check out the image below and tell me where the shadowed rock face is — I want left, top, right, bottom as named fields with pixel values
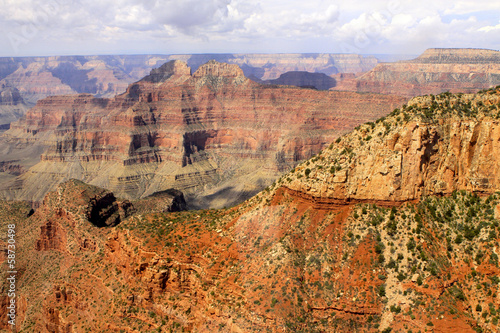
left=0, top=53, right=379, bottom=106
left=133, top=188, right=187, bottom=213
left=0, top=85, right=23, bottom=105
left=336, top=48, right=500, bottom=97
left=0, top=60, right=405, bottom=207
left=0, top=85, right=29, bottom=127
left=261, top=71, right=337, bottom=90
left=40, top=179, right=136, bottom=229
left=29, top=179, right=184, bottom=255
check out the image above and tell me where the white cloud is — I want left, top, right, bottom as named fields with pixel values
left=444, top=1, right=500, bottom=15
left=0, top=0, right=498, bottom=56
left=478, top=22, right=500, bottom=33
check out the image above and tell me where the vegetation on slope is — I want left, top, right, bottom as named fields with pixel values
left=2, top=87, right=500, bottom=332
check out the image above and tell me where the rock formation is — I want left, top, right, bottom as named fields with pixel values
left=2, top=88, right=500, bottom=332
left=284, top=88, right=500, bottom=203
left=0, top=53, right=379, bottom=107
left=0, top=85, right=29, bottom=128
left=132, top=189, right=187, bottom=214
left=260, top=71, right=337, bottom=90
left=0, top=60, right=405, bottom=208
left=336, top=48, right=500, bottom=97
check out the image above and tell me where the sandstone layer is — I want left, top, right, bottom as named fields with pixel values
left=336, top=48, right=500, bottom=97
left=284, top=88, right=500, bottom=202
left=0, top=53, right=379, bottom=107
left=0, top=60, right=405, bottom=207
left=2, top=89, right=500, bottom=332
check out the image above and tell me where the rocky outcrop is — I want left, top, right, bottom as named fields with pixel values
left=192, top=60, right=244, bottom=78
left=35, top=211, right=68, bottom=251
left=133, top=189, right=187, bottom=214
left=4, top=90, right=500, bottom=333
left=0, top=60, right=406, bottom=207
left=283, top=88, right=500, bottom=202
left=32, top=179, right=139, bottom=250
left=0, top=53, right=378, bottom=106
left=0, top=85, right=29, bottom=127
left=42, top=179, right=135, bottom=228
left=85, top=192, right=133, bottom=228
left=337, top=48, right=500, bottom=97
left=261, top=71, right=337, bottom=90
left=144, top=60, right=192, bottom=83
left=0, top=160, right=24, bottom=175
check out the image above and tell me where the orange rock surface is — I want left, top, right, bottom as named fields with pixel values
left=0, top=60, right=405, bottom=207
left=286, top=89, right=500, bottom=203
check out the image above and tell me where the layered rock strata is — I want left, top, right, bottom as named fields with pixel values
left=0, top=53, right=379, bottom=108
left=337, top=48, right=500, bottom=97
left=0, top=60, right=405, bottom=207
left=284, top=87, right=500, bottom=202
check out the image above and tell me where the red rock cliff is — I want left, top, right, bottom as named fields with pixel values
left=284, top=88, right=500, bottom=202
left=0, top=60, right=406, bottom=207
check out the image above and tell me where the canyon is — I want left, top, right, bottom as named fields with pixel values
left=0, top=53, right=378, bottom=105
left=0, top=49, right=500, bottom=332
left=1, top=87, right=500, bottom=332
left=0, top=59, right=405, bottom=208
left=1, top=48, right=497, bottom=129
left=336, top=48, right=500, bottom=97
left=0, top=53, right=379, bottom=129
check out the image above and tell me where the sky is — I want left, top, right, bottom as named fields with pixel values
left=0, top=0, right=499, bottom=57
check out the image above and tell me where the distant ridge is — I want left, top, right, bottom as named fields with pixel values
left=336, top=48, right=500, bottom=97
left=410, top=48, right=500, bottom=64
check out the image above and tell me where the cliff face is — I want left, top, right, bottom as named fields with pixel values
left=337, top=48, right=500, bottom=97
left=0, top=53, right=378, bottom=106
left=0, top=60, right=405, bottom=207
left=284, top=88, right=500, bottom=202
left=4, top=89, right=500, bottom=332
left=0, top=85, right=29, bottom=127
left=260, top=71, right=337, bottom=90
left=0, top=54, right=379, bottom=129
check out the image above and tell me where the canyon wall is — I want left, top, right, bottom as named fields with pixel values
left=3, top=89, right=500, bottom=332
left=336, top=48, right=500, bottom=97
left=0, top=53, right=379, bottom=105
left=283, top=88, right=500, bottom=203
left=0, top=60, right=405, bottom=208
left=0, top=54, right=379, bottom=128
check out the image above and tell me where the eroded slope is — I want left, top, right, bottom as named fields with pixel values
left=2, top=88, right=500, bottom=332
